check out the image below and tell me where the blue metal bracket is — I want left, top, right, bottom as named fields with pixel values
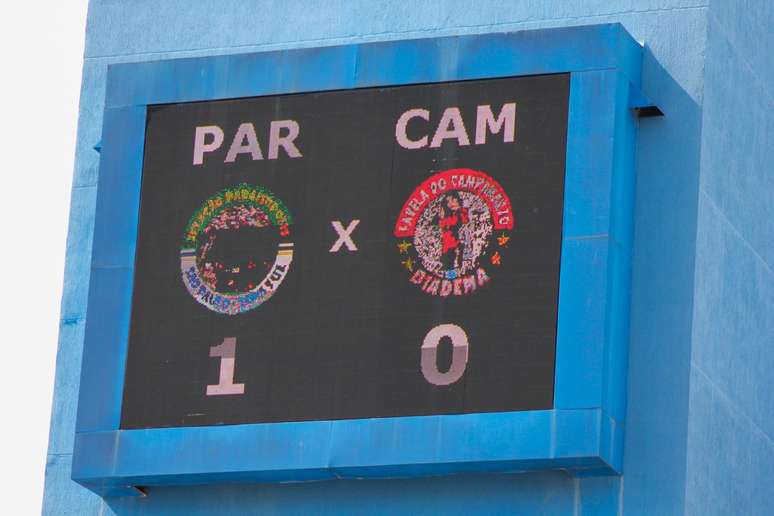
left=629, top=82, right=663, bottom=117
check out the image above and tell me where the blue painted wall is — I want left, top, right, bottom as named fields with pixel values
left=44, top=1, right=772, bottom=514
left=685, top=1, right=774, bottom=515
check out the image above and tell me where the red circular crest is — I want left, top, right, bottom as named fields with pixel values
left=394, top=169, right=514, bottom=297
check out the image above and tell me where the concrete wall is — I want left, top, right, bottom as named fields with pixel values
left=685, top=1, right=774, bottom=515
left=45, top=1, right=717, bottom=514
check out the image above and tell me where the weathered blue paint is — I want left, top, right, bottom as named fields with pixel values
left=103, top=24, right=643, bottom=110
left=46, top=1, right=774, bottom=515
left=71, top=24, right=644, bottom=497
left=685, top=1, right=774, bottom=515
left=74, top=410, right=609, bottom=486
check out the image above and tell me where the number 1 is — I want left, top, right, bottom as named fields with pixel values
left=207, top=337, right=245, bottom=396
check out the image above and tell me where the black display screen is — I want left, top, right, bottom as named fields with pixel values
left=120, top=74, right=569, bottom=429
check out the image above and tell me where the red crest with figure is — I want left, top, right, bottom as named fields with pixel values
left=394, top=169, right=514, bottom=297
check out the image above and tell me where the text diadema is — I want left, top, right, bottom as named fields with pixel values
left=180, top=183, right=293, bottom=315
left=394, top=169, right=514, bottom=297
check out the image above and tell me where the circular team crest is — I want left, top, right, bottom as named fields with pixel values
left=394, top=169, right=513, bottom=297
left=180, top=183, right=293, bottom=315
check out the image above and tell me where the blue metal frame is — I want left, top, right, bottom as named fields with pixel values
left=73, top=23, right=645, bottom=496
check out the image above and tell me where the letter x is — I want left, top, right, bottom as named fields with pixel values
left=329, top=220, right=360, bottom=252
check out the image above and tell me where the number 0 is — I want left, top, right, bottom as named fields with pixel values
left=421, top=324, right=469, bottom=386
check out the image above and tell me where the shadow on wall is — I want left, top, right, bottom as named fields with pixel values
left=106, top=471, right=577, bottom=515
left=621, top=44, right=702, bottom=516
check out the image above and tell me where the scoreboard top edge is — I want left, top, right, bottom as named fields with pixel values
left=105, top=23, right=643, bottom=109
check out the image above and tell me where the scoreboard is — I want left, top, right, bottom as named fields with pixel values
left=72, top=24, right=648, bottom=495
left=122, top=75, right=569, bottom=428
